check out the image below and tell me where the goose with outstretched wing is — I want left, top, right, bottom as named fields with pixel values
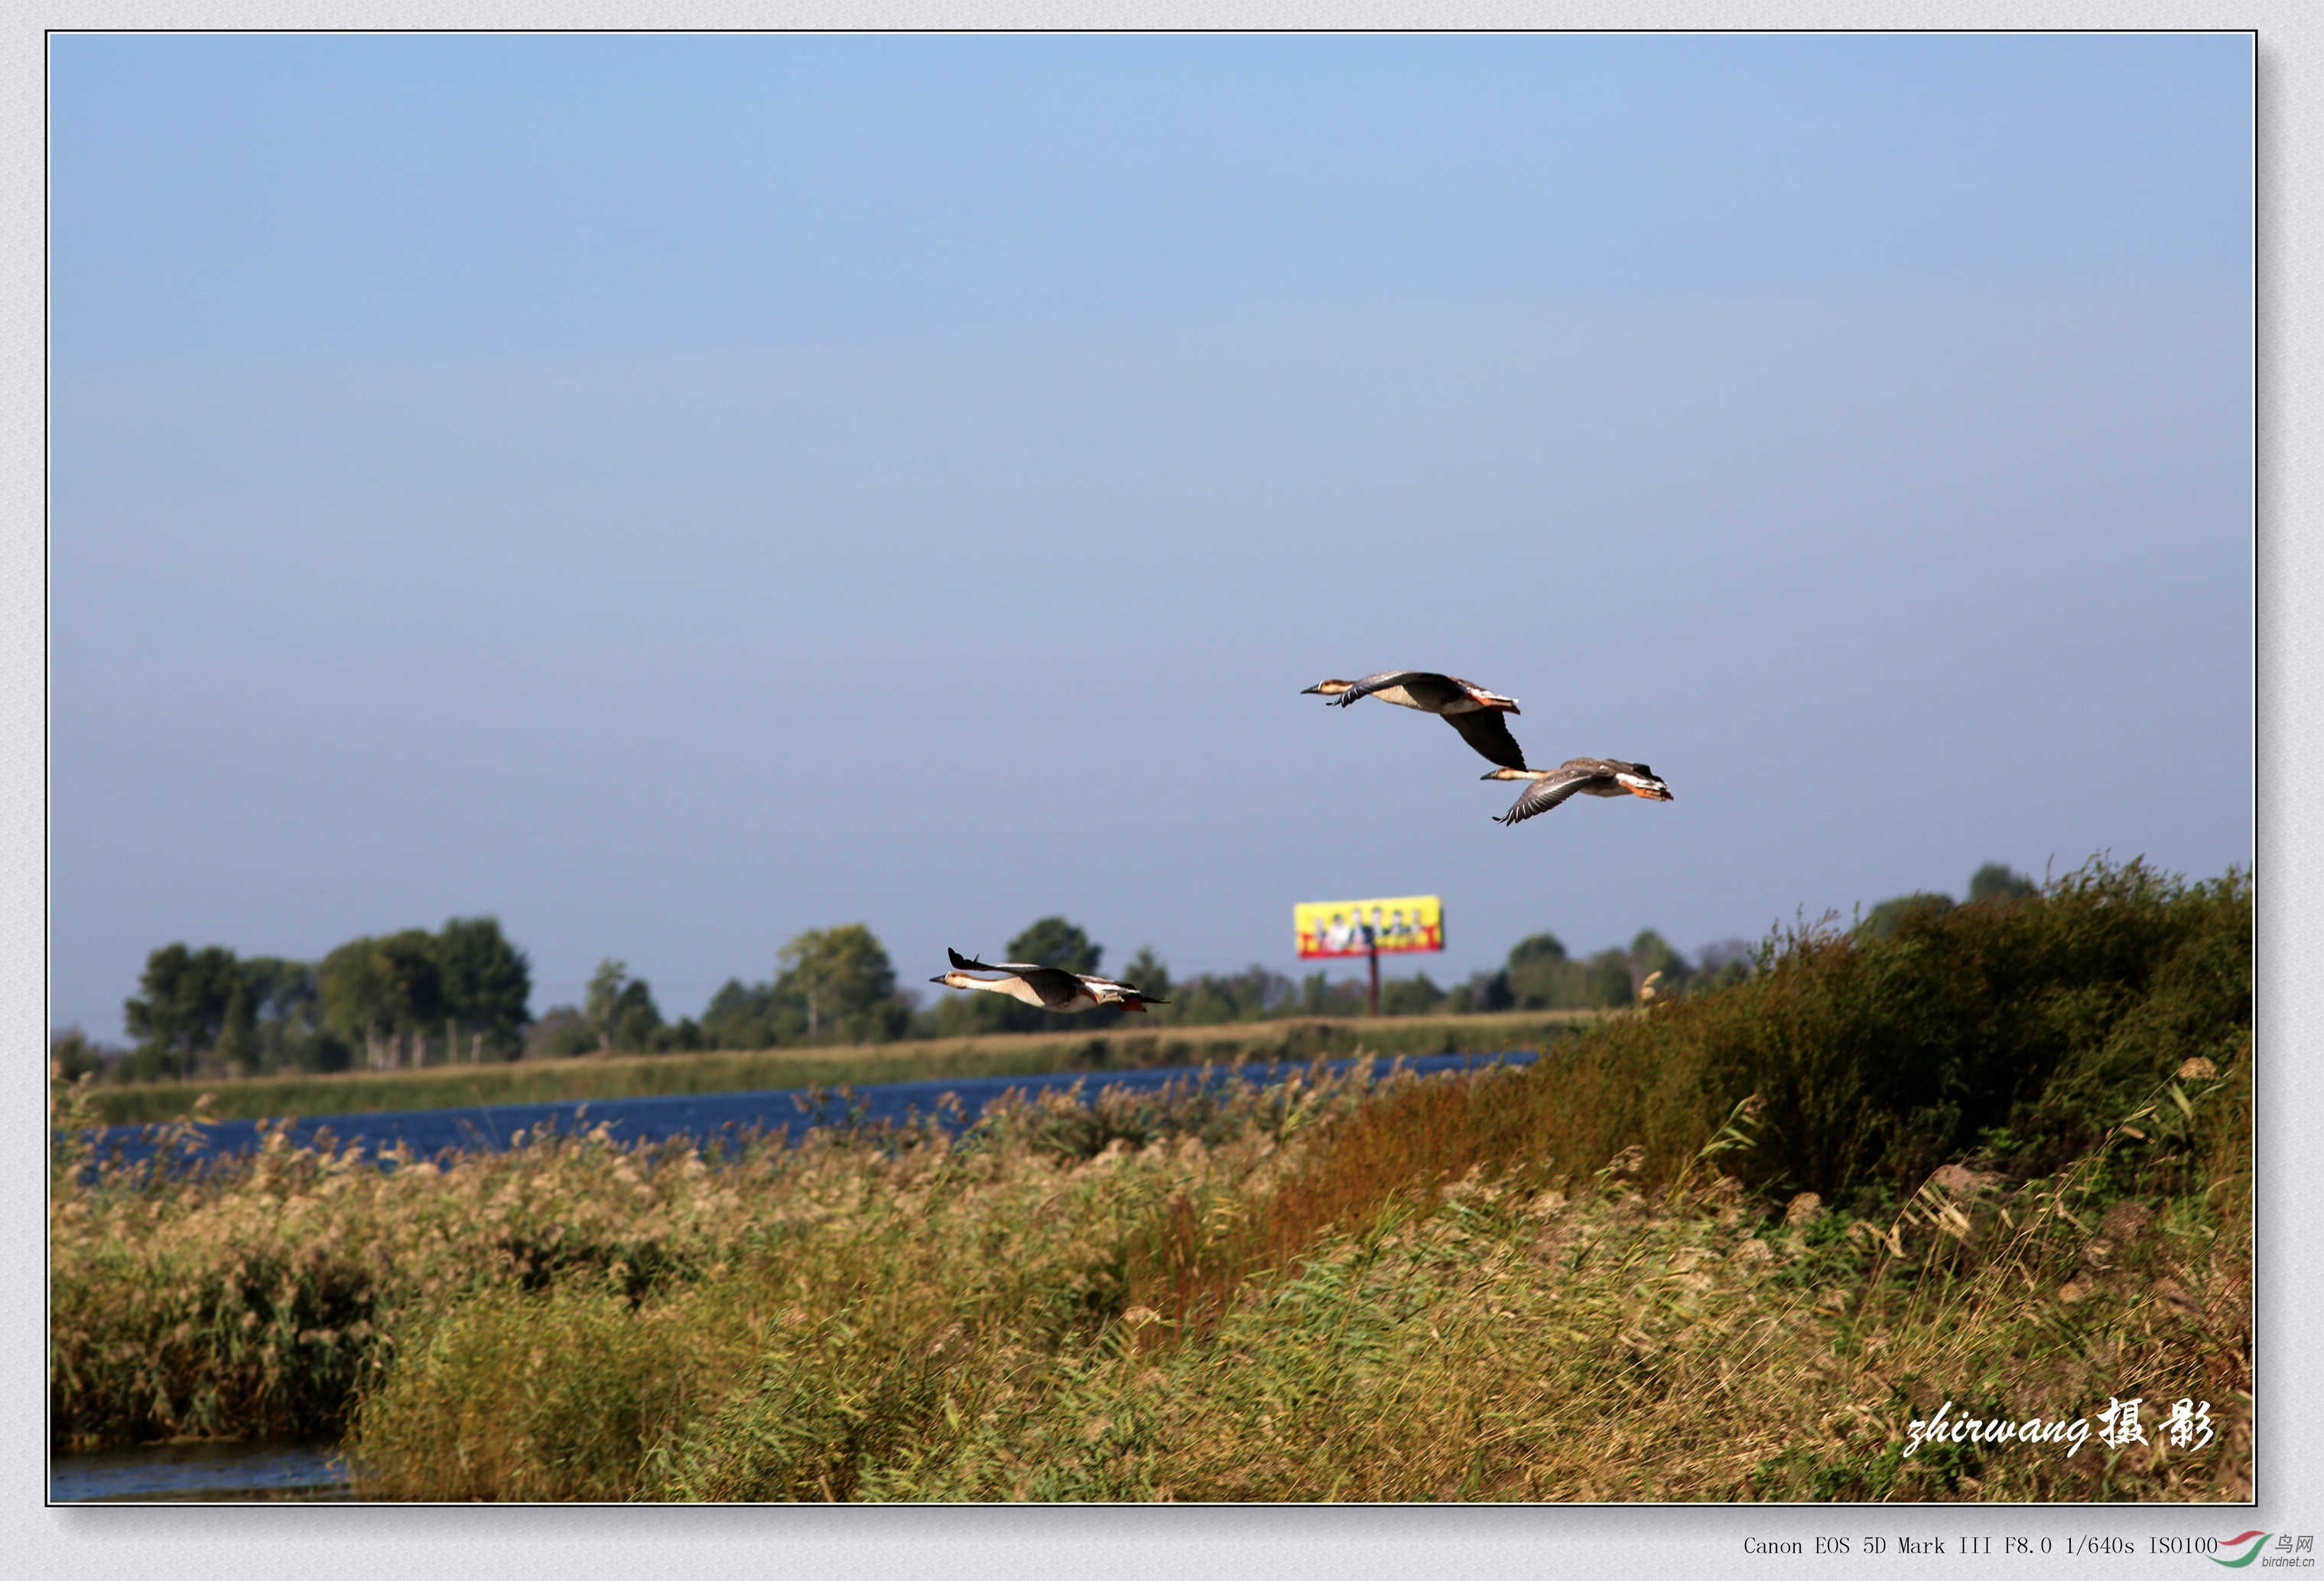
left=1300, top=670, right=1528, bottom=770
left=930, top=948, right=1169, bottom=1013
left=1483, top=759, right=1674, bottom=827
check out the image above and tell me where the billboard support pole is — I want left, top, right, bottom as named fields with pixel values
left=1367, top=942, right=1380, bottom=1018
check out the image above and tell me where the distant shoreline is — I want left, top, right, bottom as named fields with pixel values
left=73, top=1008, right=1603, bottom=1124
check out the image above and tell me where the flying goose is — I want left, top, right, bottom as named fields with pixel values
left=1301, top=670, right=1528, bottom=770
left=1482, top=759, right=1674, bottom=827
left=929, top=947, right=1169, bottom=1013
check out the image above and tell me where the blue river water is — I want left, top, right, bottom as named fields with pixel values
left=50, top=1439, right=353, bottom=1504
left=77, top=1049, right=1538, bottom=1176
left=57, top=1049, right=1539, bottom=1501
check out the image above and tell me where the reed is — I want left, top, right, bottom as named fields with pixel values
left=348, top=1053, right=2251, bottom=1502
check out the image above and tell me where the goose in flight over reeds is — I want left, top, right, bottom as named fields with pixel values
left=930, top=948, right=1169, bottom=1013
left=1482, top=759, right=1675, bottom=827
left=1301, top=671, right=1528, bottom=770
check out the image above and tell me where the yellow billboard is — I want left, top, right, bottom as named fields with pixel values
left=1295, top=895, right=1444, bottom=959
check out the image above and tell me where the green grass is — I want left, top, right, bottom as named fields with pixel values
left=81, top=1010, right=1600, bottom=1124
left=50, top=857, right=2252, bottom=1501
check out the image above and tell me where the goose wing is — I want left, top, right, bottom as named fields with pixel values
left=1442, top=708, right=1528, bottom=770
left=1076, top=972, right=1171, bottom=1005
left=946, top=948, right=1087, bottom=1007
left=1494, top=762, right=1610, bottom=826
left=1327, top=669, right=1461, bottom=710
left=950, top=948, right=1065, bottom=974
left=1012, top=968, right=1089, bottom=1008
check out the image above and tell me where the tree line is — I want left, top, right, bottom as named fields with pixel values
left=54, top=918, right=534, bottom=1082
left=53, top=863, right=2035, bottom=1081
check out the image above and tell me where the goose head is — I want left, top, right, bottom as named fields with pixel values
left=1616, top=766, right=1674, bottom=801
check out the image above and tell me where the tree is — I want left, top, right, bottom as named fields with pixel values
left=1968, top=862, right=2037, bottom=904
left=1858, top=892, right=1955, bottom=942
left=651, top=1017, right=707, bottom=1053
left=236, top=956, right=338, bottom=1073
left=699, top=978, right=782, bottom=1051
left=1447, top=969, right=1514, bottom=1013
left=1006, top=916, right=1102, bottom=976
left=611, top=978, right=664, bottom=1052
left=239, top=955, right=312, bottom=1020
left=1508, top=932, right=1567, bottom=969
left=318, top=931, right=444, bottom=1069
left=1296, top=971, right=1370, bottom=1017
left=577, top=959, right=665, bottom=1052
left=1380, top=972, right=1447, bottom=1016
left=584, top=959, right=632, bottom=1052
left=216, top=978, right=258, bottom=1074
left=776, top=924, right=908, bottom=1044
left=525, top=1006, right=596, bottom=1059
left=434, top=916, right=531, bottom=1059
left=1504, top=932, right=1586, bottom=1010
left=50, top=1027, right=114, bottom=1083
left=1691, top=938, right=1758, bottom=997
left=1160, top=965, right=1292, bottom=1026
left=1628, top=930, right=1692, bottom=997
left=123, top=943, right=242, bottom=1079
left=1583, top=949, right=1637, bottom=1008
left=1118, top=946, right=1172, bottom=1003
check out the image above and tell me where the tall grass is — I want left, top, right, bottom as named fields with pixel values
left=50, top=857, right=2252, bottom=1501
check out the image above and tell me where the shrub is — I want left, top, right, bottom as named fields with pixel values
left=1541, top=857, right=2251, bottom=1195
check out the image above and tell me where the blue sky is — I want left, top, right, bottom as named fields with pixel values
left=49, top=33, right=2253, bottom=1034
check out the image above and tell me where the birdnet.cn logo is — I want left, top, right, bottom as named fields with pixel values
left=2207, top=1532, right=2316, bottom=1568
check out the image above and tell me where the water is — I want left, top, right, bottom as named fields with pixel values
left=50, top=1439, right=352, bottom=1503
left=78, top=1049, right=1539, bottom=1175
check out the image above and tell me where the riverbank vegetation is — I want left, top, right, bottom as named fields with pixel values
left=61, top=877, right=1821, bottom=1085
left=58, top=864, right=2040, bottom=1089
left=50, top=857, right=2250, bottom=1501
left=77, top=1009, right=1594, bottom=1126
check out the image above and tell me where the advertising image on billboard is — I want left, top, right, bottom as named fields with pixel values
left=1294, top=895, right=1444, bottom=959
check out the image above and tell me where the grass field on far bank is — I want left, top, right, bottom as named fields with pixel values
left=82, top=1010, right=1603, bottom=1124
